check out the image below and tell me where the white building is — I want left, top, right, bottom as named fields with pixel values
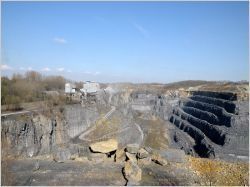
left=65, top=83, right=76, bottom=94
left=80, top=81, right=100, bottom=94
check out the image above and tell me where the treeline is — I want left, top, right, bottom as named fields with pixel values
left=1, top=71, right=66, bottom=109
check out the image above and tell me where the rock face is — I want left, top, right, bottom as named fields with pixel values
left=89, top=139, right=118, bottom=153
left=64, top=105, right=99, bottom=138
left=129, top=91, right=179, bottom=121
left=1, top=115, right=59, bottom=158
left=169, top=90, right=249, bottom=161
left=123, top=160, right=142, bottom=184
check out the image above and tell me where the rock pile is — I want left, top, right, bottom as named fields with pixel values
left=88, top=140, right=171, bottom=185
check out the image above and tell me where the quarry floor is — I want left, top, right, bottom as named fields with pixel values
left=2, top=157, right=199, bottom=186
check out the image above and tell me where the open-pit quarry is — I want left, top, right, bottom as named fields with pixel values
left=1, top=82, right=249, bottom=186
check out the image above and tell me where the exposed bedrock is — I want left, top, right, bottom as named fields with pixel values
left=182, top=106, right=219, bottom=125
left=182, top=100, right=234, bottom=127
left=169, top=115, right=215, bottom=158
left=129, top=91, right=179, bottom=121
left=1, top=115, right=58, bottom=157
left=191, top=91, right=237, bottom=101
left=64, top=105, right=99, bottom=138
left=173, top=108, right=228, bottom=146
left=190, top=95, right=238, bottom=114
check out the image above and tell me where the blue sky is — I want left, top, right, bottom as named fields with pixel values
left=1, top=2, right=249, bottom=83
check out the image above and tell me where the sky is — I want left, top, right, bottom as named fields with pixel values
left=1, top=2, right=249, bottom=83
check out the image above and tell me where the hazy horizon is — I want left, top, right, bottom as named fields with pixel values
left=1, top=2, right=249, bottom=83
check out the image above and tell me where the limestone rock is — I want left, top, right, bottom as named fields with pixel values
left=89, top=153, right=107, bottom=163
left=137, top=148, right=149, bottom=159
left=33, top=160, right=40, bottom=171
left=70, top=154, right=79, bottom=160
left=53, top=147, right=71, bottom=163
left=89, top=139, right=118, bottom=153
left=159, top=149, right=186, bottom=163
left=123, top=160, right=142, bottom=183
left=144, top=146, right=153, bottom=154
left=115, top=149, right=126, bottom=163
left=125, top=152, right=137, bottom=163
left=78, top=146, right=91, bottom=157
left=74, top=157, right=89, bottom=162
left=126, top=144, right=139, bottom=154
left=138, top=157, right=151, bottom=166
left=151, top=152, right=168, bottom=166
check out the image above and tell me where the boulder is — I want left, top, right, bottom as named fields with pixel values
left=78, top=146, right=91, bottom=158
left=70, top=154, right=79, bottom=160
left=125, top=152, right=137, bottom=163
left=138, top=157, right=151, bottom=166
left=144, top=146, right=153, bottom=154
left=74, top=157, right=89, bottom=162
left=123, top=160, right=142, bottom=184
left=159, top=149, right=186, bottom=163
left=89, top=153, right=107, bottom=163
left=126, top=144, right=139, bottom=154
left=115, top=149, right=126, bottom=163
left=137, top=148, right=149, bottom=159
left=151, top=152, right=168, bottom=166
left=89, top=139, right=118, bottom=153
left=53, top=147, right=71, bottom=163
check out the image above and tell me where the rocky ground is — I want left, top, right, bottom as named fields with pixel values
left=1, top=81, right=249, bottom=186
left=2, top=143, right=199, bottom=186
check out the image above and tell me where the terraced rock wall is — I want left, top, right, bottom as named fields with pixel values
left=169, top=91, right=239, bottom=158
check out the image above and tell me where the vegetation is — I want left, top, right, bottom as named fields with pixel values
left=189, top=157, right=249, bottom=186
left=1, top=71, right=66, bottom=111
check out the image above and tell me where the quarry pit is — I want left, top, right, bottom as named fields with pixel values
left=1, top=82, right=249, bottom=186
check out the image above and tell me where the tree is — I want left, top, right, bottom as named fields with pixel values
left=25, top=71, right=42, bottom=82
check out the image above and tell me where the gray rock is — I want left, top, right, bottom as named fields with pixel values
left=125, top=152, right=137, bottom=163
left=144, top=147, right=153, bottom=154
left=89, top=153, right=107, bottom=163
left=137, top=148, right=149, bottom=159
left=123, top=160, right=142, bottom=184
left=138, top=157, right=151, bottom=166
left=159, top=149, right=186, bottom=163
left=126, top=144, right=139, bottom=154
left=33, top=160, right=40, bottom=171
left=53, top=147, right=71, bottom=162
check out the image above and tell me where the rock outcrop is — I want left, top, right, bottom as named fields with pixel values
left=1, top=115, right=58, bottom=158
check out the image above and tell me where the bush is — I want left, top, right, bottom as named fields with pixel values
left=1, top=71, right=67, bottom=111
